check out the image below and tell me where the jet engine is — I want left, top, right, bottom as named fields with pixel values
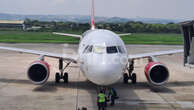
left=144, top=62, right=169, bottom=86
left=27, top=60, right=50, bottom=85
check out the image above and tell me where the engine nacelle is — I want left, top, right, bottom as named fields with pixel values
left=144, top=62, right=169, bottom=86
left=27, top=60, right=50, bottom=85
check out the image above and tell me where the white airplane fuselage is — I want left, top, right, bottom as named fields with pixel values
left=78, top=29, right=128, bottom=85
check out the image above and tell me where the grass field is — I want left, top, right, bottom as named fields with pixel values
left=0, top=31, right=183, bottom=45
left=122, top=33, right=183, bottom=45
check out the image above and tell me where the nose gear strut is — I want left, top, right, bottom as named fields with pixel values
left=55, top=58, right=71, bottom=83
left=123, top=60, right=136, bottom=84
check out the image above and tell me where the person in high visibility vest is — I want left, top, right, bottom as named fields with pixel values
left=97, top=90, right=106, bottom=110
left=108, top=88, right=118, bottom=106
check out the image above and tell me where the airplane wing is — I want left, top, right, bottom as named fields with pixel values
left=118, top=33, right=132, bottom=36
left=0, top=46, right=78, bottom=63
left=53, top=32, right=82, bottom=38
left=128, top=49, right=183, bottom=60
left=54, top=32, right=131, bottom=37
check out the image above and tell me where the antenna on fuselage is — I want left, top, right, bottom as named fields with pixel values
left=91, top=0, right=95, bottom=30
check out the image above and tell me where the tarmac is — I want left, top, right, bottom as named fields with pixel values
left=0, top=43, right=194, bottom=110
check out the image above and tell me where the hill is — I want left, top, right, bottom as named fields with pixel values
left=0, top=13, right=183, bottom=24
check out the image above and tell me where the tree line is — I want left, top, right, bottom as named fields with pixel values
left=24, top=19, right=181, bottom=33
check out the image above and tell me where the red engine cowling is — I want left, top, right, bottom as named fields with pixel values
left=144, top=62, right=169, bottom=86
left=27, top=60, right=50, bottom=85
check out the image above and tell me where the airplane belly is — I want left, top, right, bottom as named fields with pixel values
left=85, top=70, right=122, bottom=86
left=84, top=62, right=123, bottom=86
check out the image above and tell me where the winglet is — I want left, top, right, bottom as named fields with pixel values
left=118, top=33, right=132, bottom=36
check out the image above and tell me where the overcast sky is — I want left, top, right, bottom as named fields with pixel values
left=0, top=0, right=194, bottom=20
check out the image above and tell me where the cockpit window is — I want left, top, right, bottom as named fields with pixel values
left=107, top=46, right=118, bottom=54
left=117, top=46, right=125, bottom=54
left=84, top=45, right=124, bottom=54
left=83, top=45, right=89, bottom=53
left=93, top=46, right=106, bottom=54
left=88, top=45, right=93, bottom=53
left=83, top=45, right=93, bottom=53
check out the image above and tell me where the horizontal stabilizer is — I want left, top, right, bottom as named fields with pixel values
left=118, top=33, right=132, bottom=36
left=53, top=32, right=82, bottom=38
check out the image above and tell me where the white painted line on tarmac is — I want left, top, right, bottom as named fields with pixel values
left=117, top=100, right=194, bottom=109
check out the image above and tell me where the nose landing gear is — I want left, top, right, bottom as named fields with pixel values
left=123, top=60, right=137, bottom=84
left=123, top=73, right=129, bottom=84
left=55, top=58, right=70, bottom=83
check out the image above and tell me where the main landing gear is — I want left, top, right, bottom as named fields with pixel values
left=55, top=58, right=71, bottom=83
left=123, top=60, right=137, bottom=84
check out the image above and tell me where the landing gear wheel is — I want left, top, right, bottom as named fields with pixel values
left=131, top=73, right=136, bottom=84
left=123, top=73, right=129, bottom=84
left=63, top=72, right=68, bottom=83
left=55, top=72, right=60, bottom=83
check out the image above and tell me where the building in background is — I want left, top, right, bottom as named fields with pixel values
left=0, top=20, right=25, bottom=30
left=180, top=21, right=194, bottom=68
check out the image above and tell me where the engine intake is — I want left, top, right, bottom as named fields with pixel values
left=144, top=62, right=169, bottom=86
left=27, top=60, right=50, bottom=85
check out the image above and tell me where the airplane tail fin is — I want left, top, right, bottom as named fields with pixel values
left=91, top=0, right=95, bottom=30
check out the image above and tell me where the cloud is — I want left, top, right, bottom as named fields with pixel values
left=0, top=0, right=194, bottom=19
left=55, top=0, right=65, bottom=4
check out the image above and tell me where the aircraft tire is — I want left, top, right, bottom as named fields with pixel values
left=123, top=73, right=129, bottom=84
left=55, top=72, right=60, bottom=83
left=63, top=72, right=69, bottom=83
left=131, top=73, right=136, bottom=84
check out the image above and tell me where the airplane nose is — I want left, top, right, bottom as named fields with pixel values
left=87, top=62, right=123, bottom=85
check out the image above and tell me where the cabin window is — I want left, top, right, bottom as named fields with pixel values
left=107, top=46, right=118, bottom=54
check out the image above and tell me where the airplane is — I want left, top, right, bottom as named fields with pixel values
left=0, top=0, right=183, bottom=87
